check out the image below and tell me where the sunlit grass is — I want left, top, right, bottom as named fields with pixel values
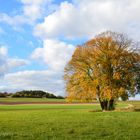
left=0, top=100, right=139, bottom=140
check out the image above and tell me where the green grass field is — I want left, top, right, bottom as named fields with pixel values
left=0, top=98, right=65, bottom=103
left=0, top=99, right=140, bottom=140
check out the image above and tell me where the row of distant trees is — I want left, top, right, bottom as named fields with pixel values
left=0, top=90, right=64, bottom=99
left=0, top=92, right=11, bottom=97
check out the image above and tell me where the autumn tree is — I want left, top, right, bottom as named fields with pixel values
left=64, top=31, right=140, bottom=111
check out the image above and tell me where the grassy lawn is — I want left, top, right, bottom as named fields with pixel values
left=0, top=100, right=140, bottom=140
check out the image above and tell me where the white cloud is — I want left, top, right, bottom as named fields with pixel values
left=31, top=39, right=75, bottom=71
left=22, top=0, right=52, bottom=22
left=0, top=39, right=75, bottom=95
left=0, top=46, right=29, bottom=77
left=28, top=39, right=75, bottom=95
left=0, top=70, right=65, bottom=95
left=34, top=0, right=140, bottom=40
left=0, top=0, right=52, bottom=26
left=7, top=58, right=29, bottom=69
left=21, top=0, right=51, bottom=5
left=0, top=46, right=7, bottom=56
left=0, top=14, right=27, bottom=27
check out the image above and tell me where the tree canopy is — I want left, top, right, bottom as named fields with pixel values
left=64, top=31, right=140, bottom=111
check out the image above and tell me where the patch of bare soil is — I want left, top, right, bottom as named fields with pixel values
left=0, top=102, right=98, bottom=105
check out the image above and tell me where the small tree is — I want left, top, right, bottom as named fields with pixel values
left=64, top=31, right=140, bottom=111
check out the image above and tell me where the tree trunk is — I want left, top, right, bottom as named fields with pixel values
left=108, top=99, right=115, bottom=110
left=99, top=98, right=104, bottom=110
left=99, top=98, right=115, bottom=111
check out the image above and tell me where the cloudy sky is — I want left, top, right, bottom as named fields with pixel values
left=0, top=0, right=140, bottom=98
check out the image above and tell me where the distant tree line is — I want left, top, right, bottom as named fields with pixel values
left=0, top=90, right=64, bottom=99
left=0, top=92, right=11, bottom=97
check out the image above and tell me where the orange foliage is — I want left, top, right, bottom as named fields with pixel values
left=64, top=31, right=140, bottom=103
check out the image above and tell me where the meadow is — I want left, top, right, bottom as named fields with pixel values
left=0, top=98, right=140, bottom=140
left=0, top=98, right=65, bottom=103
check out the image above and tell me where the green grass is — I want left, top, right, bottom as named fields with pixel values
left=0, top=104, right=100, bottom=110
left=0, top=101, right=140, bottom=140
left=0, top=98, right=65, bottom=103
left=0, top=102, right=127, bottom=110
left=0, top=98, right=98, bottom=103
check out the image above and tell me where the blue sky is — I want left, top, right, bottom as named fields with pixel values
left=0, top=0, right=140, bottom=99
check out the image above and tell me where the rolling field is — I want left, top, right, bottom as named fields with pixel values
left=0, top=98, right=140, bottom=140
left=0, top=98, right=65, bottom=103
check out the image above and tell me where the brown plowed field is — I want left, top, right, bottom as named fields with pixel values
left=0, top=102, right=97, bottom=105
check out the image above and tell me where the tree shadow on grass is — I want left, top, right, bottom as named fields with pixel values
left=89, top=110, right=102, bottom=112
left=88, top=107, right=140, bottom=112
left=134, top=108, right=140, bottom=112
